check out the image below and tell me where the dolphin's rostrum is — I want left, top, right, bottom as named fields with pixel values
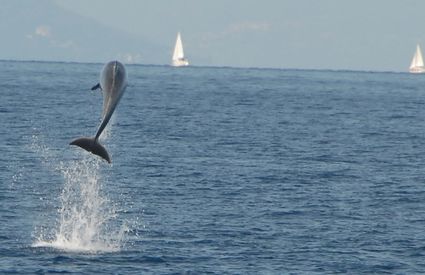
left=70, top=61, right=127, bottom=163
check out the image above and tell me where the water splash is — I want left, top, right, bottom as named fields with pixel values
left=34, top=159, right=125, bottom=252
left=31, top=125, right=132, bottom=253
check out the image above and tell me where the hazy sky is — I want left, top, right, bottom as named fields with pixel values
left=2, top=0, right=425, bottom=71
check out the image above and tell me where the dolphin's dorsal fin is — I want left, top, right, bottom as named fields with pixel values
left=91, top=83, right=101, bottom=91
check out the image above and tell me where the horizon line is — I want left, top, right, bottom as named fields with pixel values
left=0, top=58, right=406, bottom=74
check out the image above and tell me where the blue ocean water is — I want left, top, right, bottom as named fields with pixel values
left=2, top=60, right=425, bottom=273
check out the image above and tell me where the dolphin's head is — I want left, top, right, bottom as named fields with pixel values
left=99, top=61, right=128, bottom=120
left=100, top=61, right=127, bottom=93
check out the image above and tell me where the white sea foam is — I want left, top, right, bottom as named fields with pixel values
left=31, top=127, right=130, bottom=253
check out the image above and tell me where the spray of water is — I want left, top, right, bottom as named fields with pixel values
left=34, top=159, right=125, bottom=252
left=31, top=121, right=132, bottom=253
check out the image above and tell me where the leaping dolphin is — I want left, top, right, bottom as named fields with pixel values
left=70, top=61, right=127, bottom=163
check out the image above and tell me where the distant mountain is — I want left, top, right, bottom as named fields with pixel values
left=0, top=0, right=166, bottom=64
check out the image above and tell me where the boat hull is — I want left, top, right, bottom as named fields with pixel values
left=172, top=58, right=189, bottom=67
left=409, top=67, right=425, bottom=73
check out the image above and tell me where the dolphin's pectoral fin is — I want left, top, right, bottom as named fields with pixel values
left=91, top=83, right=101, bottom=91
left=70, top=137, right=111, bottom=163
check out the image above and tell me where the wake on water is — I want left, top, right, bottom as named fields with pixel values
left=31, top=119, right=133, bottom=253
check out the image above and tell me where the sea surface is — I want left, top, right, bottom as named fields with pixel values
left=1, top=61, right=425, bottom=274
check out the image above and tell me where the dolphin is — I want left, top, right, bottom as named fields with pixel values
left=70, top=61, right=127, bottom=163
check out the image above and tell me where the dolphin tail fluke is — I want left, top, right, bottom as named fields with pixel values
left=70, top=137, right=111, bottom=163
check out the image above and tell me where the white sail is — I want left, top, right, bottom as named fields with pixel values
left=173, top=33, right=184, bottom=60
left=409, top=44, right=425, bottom=73
left=172, top=32, right=189, bottom=67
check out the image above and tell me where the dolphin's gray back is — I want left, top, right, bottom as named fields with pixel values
left=101, top=61, right=127, bottom=118
left=95, top=61, right=127, bottom=140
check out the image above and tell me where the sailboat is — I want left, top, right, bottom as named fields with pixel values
left=172, top=32, right=189, bottom=67
left=409, top=44, right=425, bottom=73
